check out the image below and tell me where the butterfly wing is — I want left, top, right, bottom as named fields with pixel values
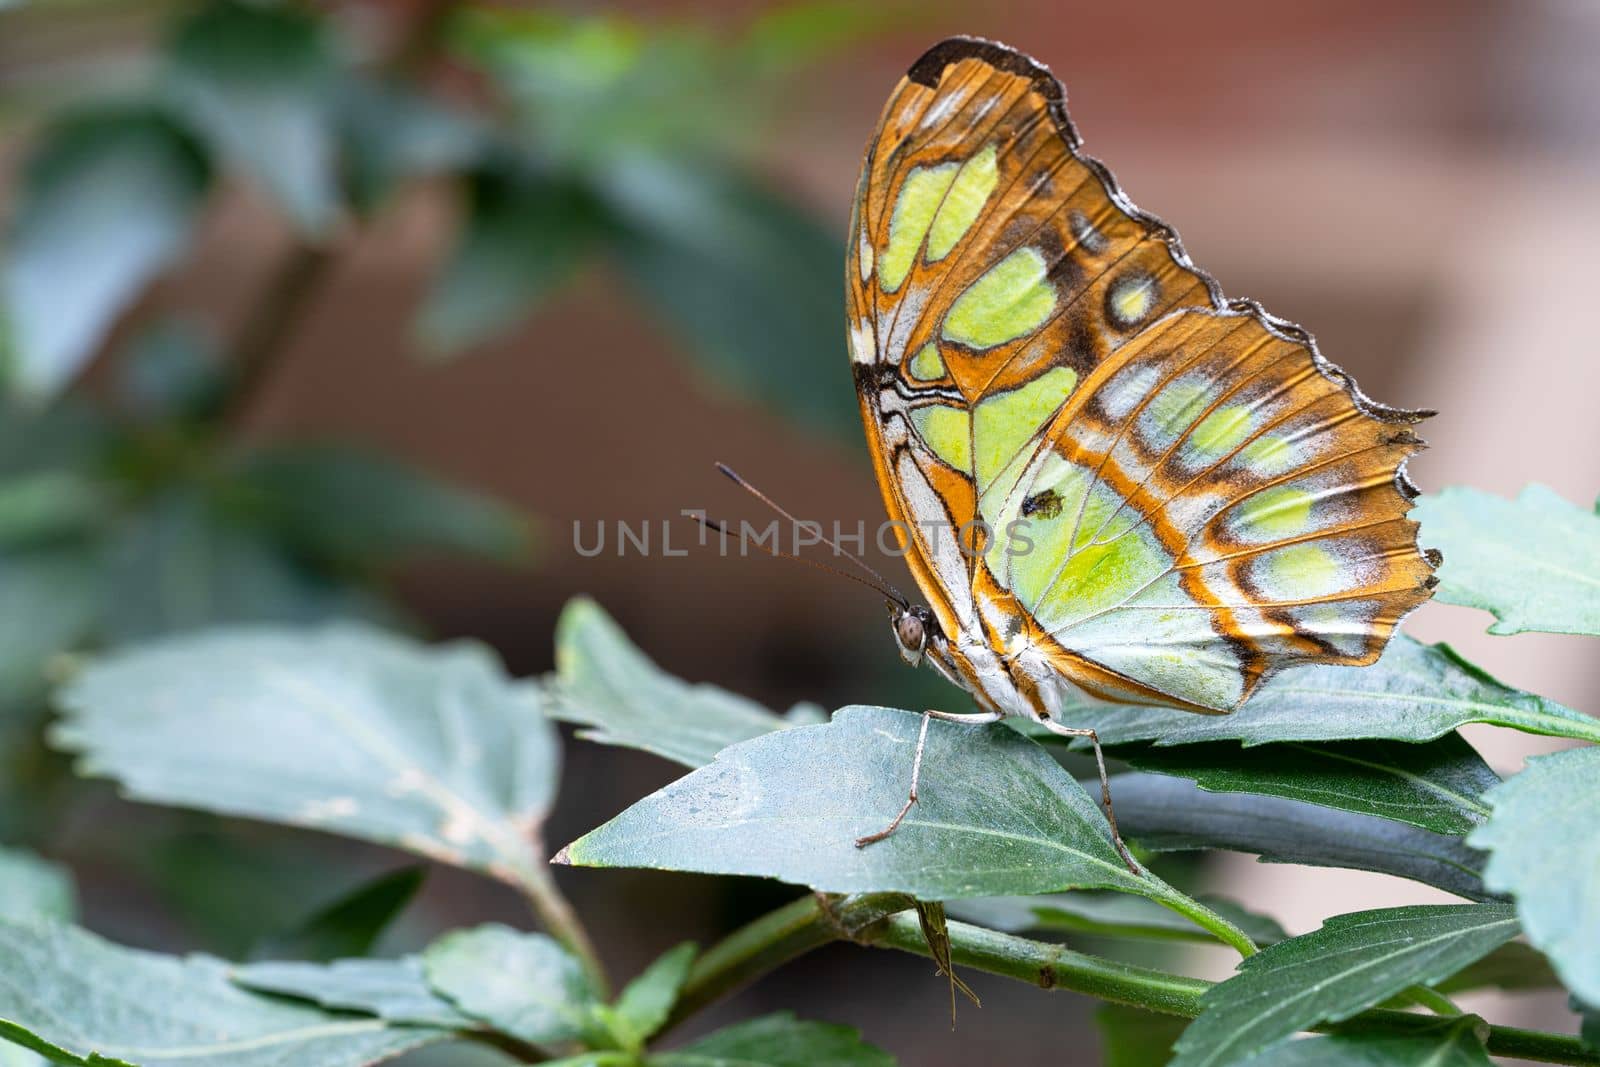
left=980, top=306, right=1438, bottom=711
left=848, top=37, right=1218, bottom=642
left=849, top=37, right=1437, bottom=712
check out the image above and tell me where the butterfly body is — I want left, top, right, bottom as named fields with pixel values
left=853, top=37, right=1438, bottom=726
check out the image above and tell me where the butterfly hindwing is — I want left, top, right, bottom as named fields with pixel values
left=980, top=307, right=1437, bottom=711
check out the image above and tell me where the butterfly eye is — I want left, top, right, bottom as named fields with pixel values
left=896, top=613, right=926, bottom=652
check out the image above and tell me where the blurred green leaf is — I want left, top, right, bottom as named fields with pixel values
left=1094, top=1004, right=1184, bottom=1066
left=1584, top=1007, right=1598, bottom=1050
left=2, top=107, right=209, bottom=399
left=0, top=471, right=110, bottom=548
left=423, top=924, right=598, bottom=1046
left=1469, top=746, right=1600, bottom=1004
left=1414, top=485, right=1600, bottom=636
left=116, top=319, right=224, bottom=423
left=417, top=165, right=601, bottom=355
left=0, top=845, right=74, bottom=921
left=1108, top=773, right=1491, bottom=900
left=0, top=399, right=109, bottom=480
left=236, top=444, right=530, bottom=567
left=549, top=597, right=791, bottom=768
left=1435, top=941, right=1560, bottom=994
left=0, top=919, right=445, bottom=1066
left=605, top=942, right=696, bottom=1051
left=949, top=891, right=1286, bottom=946
left=452, top=11, right=737, bottom=165
left=0, top=545, right=101, bottom=699
left=603, top=157, right=856, bottom=439
left=1047, top=636, right=1600, bottom=747
left=1245, top=1017, right=1493, bottom=1065
left=1171, top=904, right=1517, bottom=1067
left=649, top=1013, right=894, bottom=1066
left=129, top=826, right=343, bottom=960
left=233, top=956, right=477, bottom=1029
left=1115, top=733, right=1498, bottom=835
left=252, top=866, right=425, bottom=963
left=54, top=624, right=561, bottom=885
left=560, top=707, right=1201, bottom=915
left=738, top=2, right=910, bottom=75
left=163, top=0, right=339, bottom=234
left=99, top=489, right=397, bottom=643
left=337, top=79, right=484, bottom=211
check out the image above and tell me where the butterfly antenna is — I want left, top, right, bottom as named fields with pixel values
left=696, top=516, right=908, bottom=609
left=714, top=462, right=909, bottom=608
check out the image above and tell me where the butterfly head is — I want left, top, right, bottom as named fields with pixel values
left=889, top=603, right=936, bottom=666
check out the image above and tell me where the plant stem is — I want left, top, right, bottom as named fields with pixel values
left=1143, top=883, right=1257, bottom=958
left=520, top=863, right=612, bottom=999
left=1400, top=983, right=1464, bottom=1016
left=221, top=241, right=335, bottom=430
left=667, top=892, right=909, bottom=1030
left=875, top=915, right=1600, bottom=1064
left=666, top=897, right=1600, bottom=1066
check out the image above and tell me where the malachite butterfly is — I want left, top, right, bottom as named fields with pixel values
left=846, top=38, right=1439, bottom=860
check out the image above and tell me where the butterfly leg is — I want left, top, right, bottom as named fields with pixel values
left=1036, top=719, right=1140, bottom=875
left=855, top=709, right=1003, bottom=848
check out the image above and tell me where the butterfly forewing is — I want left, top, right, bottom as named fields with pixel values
left=849, top=36, right=1436, bottom=713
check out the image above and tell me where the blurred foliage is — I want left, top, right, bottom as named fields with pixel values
left=0, top=0, right=901, bottom=968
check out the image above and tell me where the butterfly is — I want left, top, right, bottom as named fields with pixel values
left=847, top=37, right=1439, bottom=866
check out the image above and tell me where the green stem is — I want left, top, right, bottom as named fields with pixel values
left=1400, top=984, right=1464, bottom=1016
left=520, top=863, right=612, bottom=999
left=666, top=893, right=909, bottom=1030
left=1143, top=883, right=1257, bottom=958
left=666, top=897, right=1600, bottom=1066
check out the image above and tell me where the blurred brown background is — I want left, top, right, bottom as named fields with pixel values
left=5, top=1, right=1599, bottom=1063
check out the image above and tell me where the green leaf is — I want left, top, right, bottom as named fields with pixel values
left=0, top=546, right=100, bottom=699
left=0, top=472, right=110, bottom=548
left=99, top=490, right=398, bottom=642
left=1414, top=484, right=1600, bottom=636
left=603, top=157, right=858, bottom=440
left=54, top=624, right=560, bottom=885
left=0, top=919, right=444, bottom=1066
left=1095, top=1004, right=1185, bottom=1066
left=608, top=942, right=696, bottom=1049
left=1468, top=746, right=1600, bottom=1004
left=1583, top=1006, right=1598, bottom=1050
left=1244, top=1016, right=1493, bottom=1065
left=650, top=1012, right=894, bottom=1067
left=236, top=444, right=531, bottom=567
left=0, top=846, right=74, bottom=922
left=1108, top=773, right=1491, bottom=899
left=1047, top=636, right=1600, bottom=747
left=163, top=1, right=339, bottom=234
left=2, top=107, right=209, bottom=399
left=417, top=166, right=601, bottom=355
left=422, top=924, right=598, bottom=1045
left=559, top=706, right=1190, bottom=909
left=549, top=597, right=791, bottom=768
left=1115, top=733, right=1498, bottom=835
left=232, top=956, right=477, bottom=1029
left=1171, top=903, right=1519, bottom=1067
left=950, top=892, right=1286, bottom=946
left=251, top=866, right=425, bottom=963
